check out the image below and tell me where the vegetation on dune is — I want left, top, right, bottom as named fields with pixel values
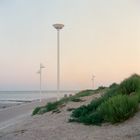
left=32, top=89, right=102, bottom=116
left=98, top=94, right=138, bottom=123
left=119, top=74, right=140, bottom=95
left=70, top=74, right=140, bottom=125
left=33, top=73, right=140, bottom=126
left=32, top=107, right=41, bottom=116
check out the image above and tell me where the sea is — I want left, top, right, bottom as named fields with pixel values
left=0, top=90, right=78, bottom=104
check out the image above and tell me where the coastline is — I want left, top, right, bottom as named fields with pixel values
left=0, top=98, right=56, bottom=130
left=0, top=100, right=32, bottom=110
left=0, top=93, right=140, bottom=140
left=0, top=103, right=21, bottom=110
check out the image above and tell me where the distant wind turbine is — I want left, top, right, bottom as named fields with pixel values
left=37, top=63, right=45, bottom=102
left=91, top=75, right=95, bottom=89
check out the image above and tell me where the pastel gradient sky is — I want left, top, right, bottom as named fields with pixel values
left=0, top=0, right=140, bottom=90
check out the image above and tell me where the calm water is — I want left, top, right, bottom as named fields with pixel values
left=0, top=91, right=77, bottom=103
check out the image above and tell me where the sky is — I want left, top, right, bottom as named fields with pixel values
left=0, top=0, right=140, bottom=90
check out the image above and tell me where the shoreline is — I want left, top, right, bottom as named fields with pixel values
left=0, top=100, right=35, bottom=111
left=0, top=93, right=140, bottom=140
left=0, top=98, right=56, bottom=130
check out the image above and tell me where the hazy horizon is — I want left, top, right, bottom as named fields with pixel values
left=0, top=0, right=140, bottom=90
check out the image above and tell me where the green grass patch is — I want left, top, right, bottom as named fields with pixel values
left=32, top=89, right=99, bottom=115
left=98, top=94, right=139, bottom=123
left=32, top=107, right=41, bottom=116
left=70, top=74, right=140, bottom=125
left=119, top=74, right=140, bottom=95
left=74, top=90, right=95, bottom=97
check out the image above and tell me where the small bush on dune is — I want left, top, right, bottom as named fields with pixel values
left=71, top=96, right=105, bottom=119
left=71, top=105, right=88, bottom=118
left=78, top=111, right=103, bottom=125
left=70, top=97, right=106, bottom=125
left=119, top=74, right=140, bottom=95
left=70, top=89, right=119, bottom=124
left=75, top=90, right=95, bottom=97
left=97, top=86, right=106, bottom=90
left=98, top=94, right=139, bottom=123
left=70, top=109, right=103, bottom=125
left=109, top=83, right=119, bottom=89
left=32, top=101, right=62, bottom=115
left=45, top=102, right=61, bottom=111
left=86, top=111, right=103, bottom=125
left=88, top=97, right=105, bottom=110
left=136, top=92, right=140, bottom=103
left=32, top=107, right=41, bottom=116
left=38, top=107, right=48, bottom=114
left=102, top=85, right=121, bottom=101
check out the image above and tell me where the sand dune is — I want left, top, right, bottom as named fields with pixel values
left=0, top=94, right=140, bottom=140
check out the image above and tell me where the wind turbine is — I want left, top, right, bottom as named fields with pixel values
left=91, top=75, right=95, bottom=89
left=37, top=63, right=45, bottom=102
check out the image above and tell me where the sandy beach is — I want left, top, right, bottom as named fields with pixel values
left=0, top=98, right=56, bottom=130
left=0, top=93, right=140, bottom=140
left=0, top=103, right=21, bottom=110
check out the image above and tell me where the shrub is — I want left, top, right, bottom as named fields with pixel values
left=109, top=83, right=119, bottom=89
left=38, top=107, right=48, bottom=114
left=85, top=112, right=103, bottom=125
left=71, top=96, right=106, bottom=119
left=71, top=88, right=116, bottom=122
left=32, top=101, right=62, bottom=115
left=46, top=101, right=61, bottom=111
left=88, top=97, right=105, bottom=110
left=119, top=74, right=140, bottom=95
left=75, top=90, right=95, bottom=97
left=97, top=86, right=106, bottom=90
left=70, top=111, right=103, bottom=125
left=135, top=92, right=140, bottom=103
left=70, top=94, right=139, bottom=125
left=103, top=86, right=120, bottom=99
left=70, top=97, right=106, bottom=125
left=98, top=94, right=139, bottom=123
left=32, top=107, right=41, bottom=116
left=71, top=105, right=89, bottom=118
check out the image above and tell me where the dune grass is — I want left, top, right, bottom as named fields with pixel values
left=98, top=94, right=139, bottom=123
left=33, top=74, right=140, bottom=126
left=119, top=74, right=140, bottom=95
left=32, top=89, right=102, bottom=116
left=70, top=74, right=140, bottom=125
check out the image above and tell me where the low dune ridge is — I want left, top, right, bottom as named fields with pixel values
left=0, top=92, right=140, bottom=140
